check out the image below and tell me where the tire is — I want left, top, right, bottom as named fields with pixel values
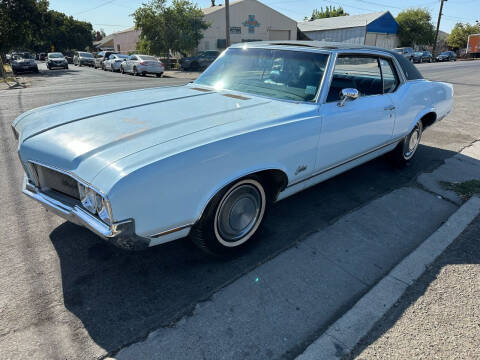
left=156, top=73, right=162, bottom=78
left=65, top=65, right=68, bottom=69
left=191, top=177, right=267, bottom=256
left=120, top=66, right=125, bottom=74
left=133, top=67, right=138, bottom=76
left=389, top=121, right=423, bottom=167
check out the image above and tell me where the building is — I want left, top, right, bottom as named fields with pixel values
left=199, top=0, right=297, bottom=51
left=298, top=11, right=399, bottom=50
left=93, top=27, right=141, bottom=54
left=93, top=0, right=297, bottom=55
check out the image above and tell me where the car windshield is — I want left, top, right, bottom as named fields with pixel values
left=414, top=52, right=423, bottom=56
left=49, top=53, right=64, bottom=58
left=195, top=48, right=329, bottom=102
left=393, top=48, right=403, bottom=53
left=116, top=54, right=129, bottom=59
left=138, top=55, right=157, bottom=61
left=440, top=52, right=449, bottom=55
left=79, top=52, right=93, bottom=58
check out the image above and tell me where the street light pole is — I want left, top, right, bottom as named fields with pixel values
left=432, top=0, right=447, bottom=57
left=225, top=0, right=230, bottom=48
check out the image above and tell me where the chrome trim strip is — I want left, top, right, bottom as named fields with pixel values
left=23, top=177, right=150, bottom=250
left=287, top=137, right=403, bottom=188
left=150, top=224, right=193, bottom=239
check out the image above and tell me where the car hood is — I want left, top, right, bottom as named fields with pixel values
left=17, top=85, right=303, bottom=183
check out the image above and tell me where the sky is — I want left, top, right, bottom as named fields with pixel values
left=49, top=0, right=480, bottom=35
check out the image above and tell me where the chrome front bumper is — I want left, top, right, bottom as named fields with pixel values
left=23, top=177, right=150, bottom=250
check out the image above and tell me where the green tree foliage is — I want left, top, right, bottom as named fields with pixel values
left=305, top=6, right=348, bottom=21
left=132, top=0, right=209, bottom=56
left=447, top=22, right=480, bottom=49
left=396, top=8, right=435, bottom=46
left=0, top=0, right=93, bottom=54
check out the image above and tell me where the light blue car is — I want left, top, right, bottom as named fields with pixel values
left=12, top=41, right=453, bottom=255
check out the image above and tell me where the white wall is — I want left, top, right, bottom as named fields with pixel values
left=303, top=27, right=366, bottom=44
left=365, top=32, right=399, bottom=49
left=200, top=0, right=297, bottom=51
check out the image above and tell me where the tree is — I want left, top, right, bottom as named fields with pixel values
left=305, top=6, right=348, bottom=21
left=0, top=0, right=93, bottom=54
left=447, top=22, right=480, bottom=49
left=0, top=0, right=49, bottom=54
left=396, top=8, right=435, bottom=47
left=92, top=29, right=107, bottom=41
left=132, top=0, right=209, bottom=57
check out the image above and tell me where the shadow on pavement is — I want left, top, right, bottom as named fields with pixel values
left=347, top=213, right=480, bottom=359
left=50, top=144, right=456, bottom=354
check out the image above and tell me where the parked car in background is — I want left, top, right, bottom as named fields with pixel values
left=6, top=53, right=12, bottom=63
left=47, top=52, right=68, bottom=70
left=73, top=51, right=95, bottom=67
left=179, top=50, right=220, bottom=70
left=64, top=52, right=74, bottom=64
left=103, top=54, right=130, bottom=72
left=94, top=51, right=115, bottom=70
left=120, top=54, right=164, bottom=77
left=12, top=41, right=454, bottom=255
left=436, top=51, right=457, bottom=62
left=10, top=52, right=39, bottom=74
left=392, top=47, right=414, bottom=61
left=412, top=51, right=432, bottom=63
left=39, top=53, right=47, bottom=61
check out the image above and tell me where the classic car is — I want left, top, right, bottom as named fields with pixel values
left=12, top=41, right=454, bottom=255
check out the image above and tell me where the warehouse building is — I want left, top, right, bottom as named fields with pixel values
left=199, top=0, right=297, bottom=51
left=298, top=11, right=399, bottom=50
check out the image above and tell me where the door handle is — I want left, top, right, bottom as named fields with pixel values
left=384, top=105, right=396, bottom=111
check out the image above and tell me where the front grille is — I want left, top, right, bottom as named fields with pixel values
left=31, top=164, right=80, bottom=199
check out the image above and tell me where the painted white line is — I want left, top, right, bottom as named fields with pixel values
left=296, top=196, right=480, bottom=360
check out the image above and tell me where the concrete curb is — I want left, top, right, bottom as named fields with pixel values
left=296, top=196, right=480, bottom=360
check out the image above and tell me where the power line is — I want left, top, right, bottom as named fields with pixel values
left=73, top=0, right=117, bottom=15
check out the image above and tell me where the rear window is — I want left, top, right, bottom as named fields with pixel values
left=388, top=51, right=423, bottom=80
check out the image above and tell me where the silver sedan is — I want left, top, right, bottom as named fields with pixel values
left=120, top=54, right=165, bottom=77
left=104, top=54, right=130, bottom=72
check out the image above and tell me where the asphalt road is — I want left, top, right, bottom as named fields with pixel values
left=1, top=60, right=479, bottom=359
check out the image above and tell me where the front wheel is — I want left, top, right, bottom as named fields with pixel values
left=390, top=121, right=423, bottom=166
left=191, top=178, right=267, bottom=256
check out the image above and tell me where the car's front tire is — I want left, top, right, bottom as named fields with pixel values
left=390, top=121, right=423, bottom=166
left=191, top=177, right=267, bottom=256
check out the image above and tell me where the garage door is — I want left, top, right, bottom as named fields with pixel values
left=269, top=30, right=290, bottom=41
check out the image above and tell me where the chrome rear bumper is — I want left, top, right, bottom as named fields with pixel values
left=23, top=176, right=150, bottom=250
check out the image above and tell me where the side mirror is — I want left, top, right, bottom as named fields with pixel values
left=338, top=88, right=359, bottom=107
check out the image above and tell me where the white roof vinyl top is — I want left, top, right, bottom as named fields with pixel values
left=298, top=11, right=388, bottom=32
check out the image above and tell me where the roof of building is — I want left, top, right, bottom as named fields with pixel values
left=298, top=11, right=393, bottom=32
left=202, top=0, right=295, bottom=23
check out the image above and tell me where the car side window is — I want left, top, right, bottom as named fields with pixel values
left=130, top=56, right=137, bottom=61
left=327, top=56, right=383, bottom=102
left=379, top=58, right=399, bottom=93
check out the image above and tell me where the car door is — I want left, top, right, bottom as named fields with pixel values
left=316, top=54, right=397, bottom=171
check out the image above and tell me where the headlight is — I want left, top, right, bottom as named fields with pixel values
left=78, top=183, right=112, bottom=224
left=78, top=184, right=96, bottom=213
left=95, top=194, right=112, bottom=225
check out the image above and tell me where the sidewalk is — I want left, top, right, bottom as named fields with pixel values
left=163, top=70, right=201, bottom=80
left=110, top=140, right=480, bottom=360
left=348, top=214, right=480, bottom=359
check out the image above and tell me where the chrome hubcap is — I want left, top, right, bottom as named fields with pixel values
left=404, top=124, right=421, bottom=159
left=216, top=184, right=262, bottom=242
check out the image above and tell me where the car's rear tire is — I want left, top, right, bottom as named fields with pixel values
left=191, top=177, right=267, bottom=256
left=133, top=67, right=138, bottom=76
left=156, top=73, right=162, bottom=78
left=120, top=66, right=124, bottom=74
left=389, top=121, right=423, bottom=167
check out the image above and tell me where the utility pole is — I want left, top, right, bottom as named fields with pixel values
left=225, top=0, right=230, bottom=47
left=432, top=0, right=447, bottom=57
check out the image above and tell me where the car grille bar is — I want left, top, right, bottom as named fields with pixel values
left=30, top=163, right=80, bottom=200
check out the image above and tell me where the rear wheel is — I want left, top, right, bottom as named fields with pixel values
left=390, top=121, right=423, bottom=166
left=133, top=67, right=138, bottom=76
left=156, top=73, right=162, bottom=78
left=191, top=178, right=267, bottom=256
left=120, top=66, right=125, bottom=74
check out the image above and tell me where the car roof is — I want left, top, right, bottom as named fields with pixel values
left=229, top=40, right=423, bottom=81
